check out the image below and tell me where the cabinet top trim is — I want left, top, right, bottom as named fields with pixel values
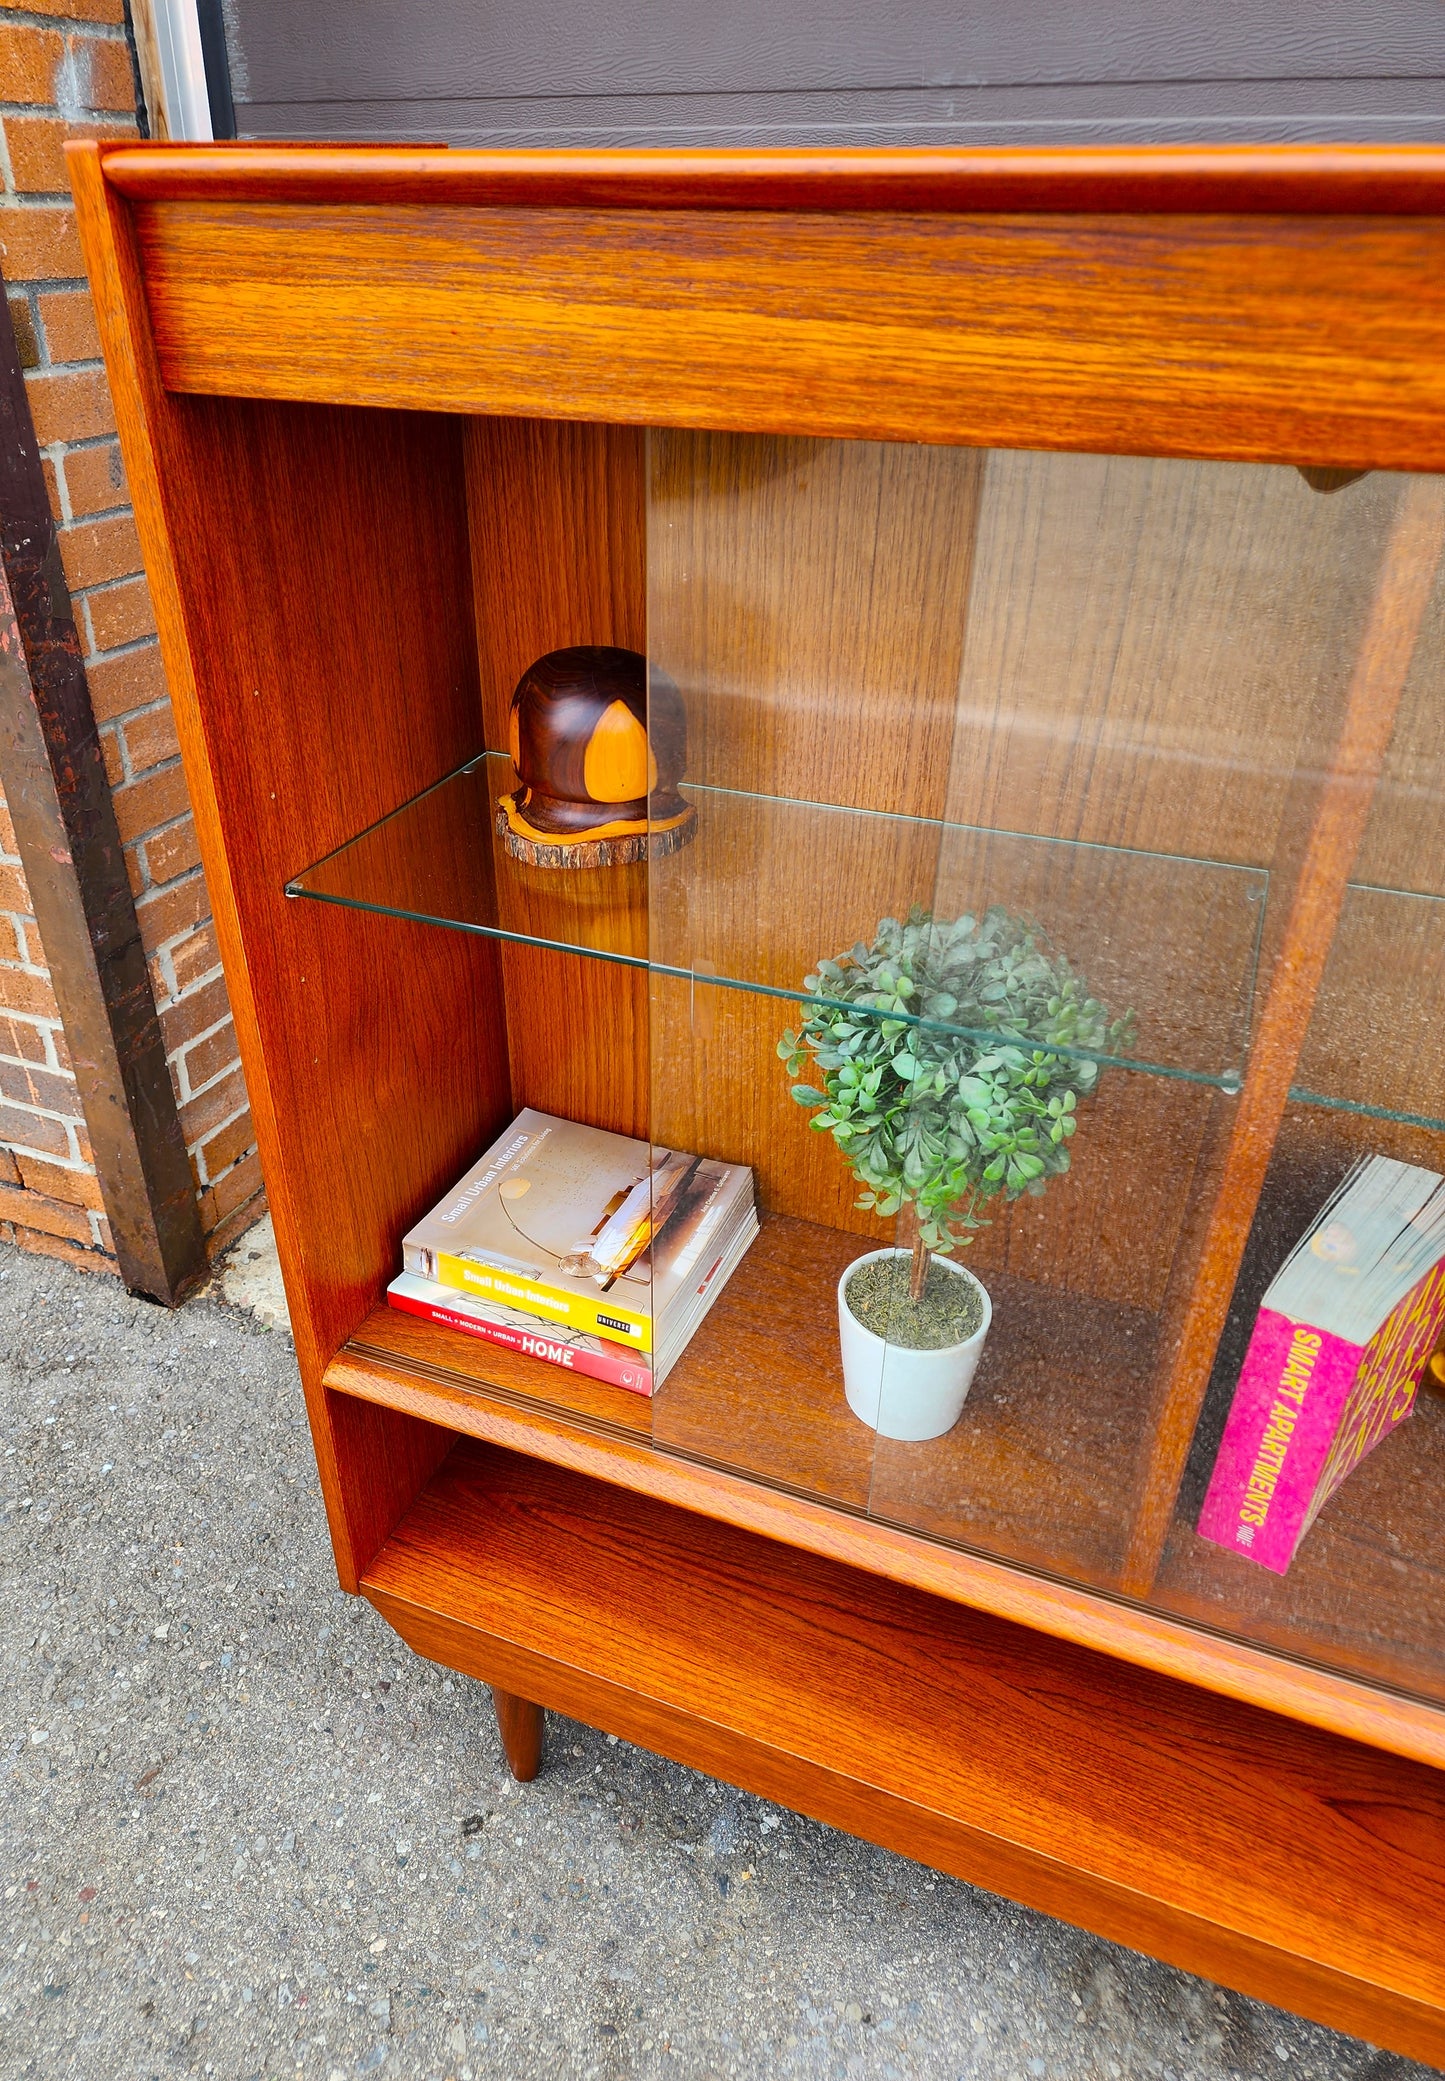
left=96, top=142, right=1445, bottom=216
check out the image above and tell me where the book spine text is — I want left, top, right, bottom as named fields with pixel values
left=403, top=1247, right=653, bottom=1353
left=387, top=1288, right=653, bottom=1397
left=1196, top=1308, right=1361, bottom=1573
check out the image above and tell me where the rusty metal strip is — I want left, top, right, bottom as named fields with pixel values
left=0, top=280, right=205, bottom=1302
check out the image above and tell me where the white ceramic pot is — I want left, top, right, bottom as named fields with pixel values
left=838, top=1248, right=992, bottom=1442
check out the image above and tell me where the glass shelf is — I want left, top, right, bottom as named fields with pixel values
left=289, top=750, right=1267, bottom=1091
left=1286, top=883, right=1445, bottom=1136
left=289, top=759, right=1445, bottom=1137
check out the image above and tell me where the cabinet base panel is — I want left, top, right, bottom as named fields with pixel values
left=362, top=1438, right=1445, bottom=2066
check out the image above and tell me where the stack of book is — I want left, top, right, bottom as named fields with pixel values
left=388, top=1107, right=757, bottom=1395
left=1198, top=1153, right=1445, bottom=1573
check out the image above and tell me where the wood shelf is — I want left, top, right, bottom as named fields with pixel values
left=344, top=1211, right=1156, bottom=1588
left=1156, top=1395, right=1445, bottom=1710
left=659, top=1213, right=1156, bottom=1588
left=346, top=1297, right=653, bottom=1442
left=361, top=1436, right=1445, bottom=2065
left=338, top=1208, right=1445, bottom=1712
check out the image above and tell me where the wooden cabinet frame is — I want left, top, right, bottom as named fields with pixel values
left=70, top=140, right=1445, bottom=2063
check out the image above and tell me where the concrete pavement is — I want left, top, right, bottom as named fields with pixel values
left=0, top=1238, right=1432, bottom=2081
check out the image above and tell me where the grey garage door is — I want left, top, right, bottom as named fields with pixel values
left=216, top=0, right=1445, bottom=147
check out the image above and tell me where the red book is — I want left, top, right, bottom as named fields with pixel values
left=387, top=1272, right=653, bottom=1397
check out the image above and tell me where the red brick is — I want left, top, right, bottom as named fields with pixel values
left=112, top=759, right=187, bottom=843
left=86, top=638, right=164, bottom=721
left=178, top=1063, right=246, bottom=1146
left=5, top=115, right=127, bottom=195
left=0, top=205, right=84, bottom=284
left=181, top=1017, right=237, bottom=1096
left=24, top=366, right=114, bottom=443
left=0, top=803, right=13, bottom=856
left=58, top=510, right=141, bottom=591
left=0, top=1182, right=93, bottom=1244
left=6, top=290, right=39, bottom=368
left=0, top=0, right=125, bottom=25
left=5, top=118, right=67, bottom=195
left=0, top=1013, right=51, bottom=1065
left=86, top=573, right=154, bottom=650
left=14, top=1151, right=103, bottom=1209
left=0, top=20, right=63, bottom=103
left=0, top=860, right=33, bottom=915
left=98, top=723, right=123, bottom=788
left=0, top=1099, right=68, bottom=1156
left=143, top=816, right=199, bottom=886
left=0, top=918, right=27, bottom=965
left=196, top=1104, right=254, bottom=1183
left=0, top=1144, right=18, bottom=1185
left=159, top=968, right=231, bottom=1054
left=169, top=918, right=220, bottom=995
left=135, top=868, right=209, bottom=952
left=0, top=967, right=59, bottom=1020
left=6, top=1223, right=117, bottom=1273
left=119, top=701, right=177, bottom=775
left=203, top=1185, right=268, bottom=1261
left=73, top=33, right=134, bottom=112
left=200, top=1146, right=263, bottom=1233
left=38, top=283, right=101, bottom=361
left=122, top=838, right=143, bottom=896
left=60, top=437, right=126, bottom=518
left=40, top=454, right=60, bottom=521
left=0, top=1054, right=76, bottom=1116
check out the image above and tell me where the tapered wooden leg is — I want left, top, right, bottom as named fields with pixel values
left=492, top=1687, right=545, bottom=1781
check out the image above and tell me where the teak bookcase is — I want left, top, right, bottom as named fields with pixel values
left=70, top=141, right=1445, bottom=2063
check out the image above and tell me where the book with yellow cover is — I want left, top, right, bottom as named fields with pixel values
left=400, top=1108, right=755, bottom=1378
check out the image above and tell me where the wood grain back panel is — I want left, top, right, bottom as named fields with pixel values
left=466, top=417, right=645, bottom=750
left=131, top=198, right=1445, bottom=470
left=941, top=453, right=1408, bottom=860
left=648, top=431, right=982, bottom=813
left=1291, top=885, right=1445, bottom=1134
left=1354, top=533, right=1445, bottom=895
left=464, top=417, right=650, bottom=1139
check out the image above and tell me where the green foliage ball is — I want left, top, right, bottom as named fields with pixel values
left=778, top=906, right=1135, bottom=1255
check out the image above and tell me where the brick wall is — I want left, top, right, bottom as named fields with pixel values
left=0, top=0, right=263, bottom=1272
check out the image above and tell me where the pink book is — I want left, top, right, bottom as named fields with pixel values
left=1198, top=1223, right=1445, bottom=1574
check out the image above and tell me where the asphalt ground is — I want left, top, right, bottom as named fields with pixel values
left=0, top=1238, right=1434, bottom=2081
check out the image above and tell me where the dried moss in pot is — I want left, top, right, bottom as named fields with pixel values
left=844, top=1254, right=985, bottom=1350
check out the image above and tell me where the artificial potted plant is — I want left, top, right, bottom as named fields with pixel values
left=779, top=906, right=1133, bottom=1441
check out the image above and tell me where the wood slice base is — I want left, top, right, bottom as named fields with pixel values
left=495, top=799, right=696, bottom=869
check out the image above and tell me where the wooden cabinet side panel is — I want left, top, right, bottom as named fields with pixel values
left=71, top=147, right=512, bottom=1585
